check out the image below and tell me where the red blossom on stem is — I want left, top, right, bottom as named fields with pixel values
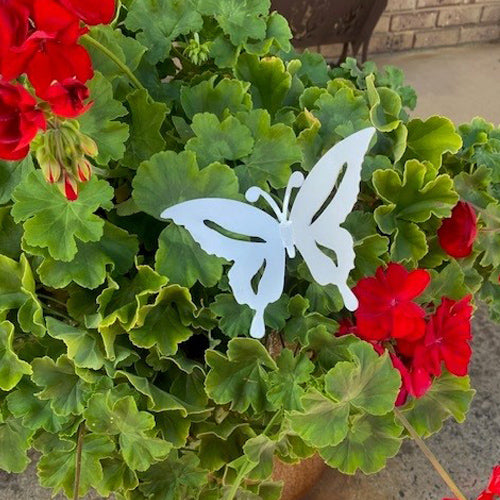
left=0, top=80, right=46, bottom=160
left=438, top=201, right=478, bottom=258
left=353, top=263, right=430, bottom=342
left=41, top=78, right=91, bottom=118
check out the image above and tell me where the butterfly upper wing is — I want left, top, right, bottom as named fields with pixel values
left=290, top=127, right=376, bottom=310
left=161, top=199, right=285, bottom=338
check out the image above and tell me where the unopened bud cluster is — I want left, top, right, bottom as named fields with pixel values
left=183, top=33, right=211, bottom=66
left=32, top=119, right=98, bottom=201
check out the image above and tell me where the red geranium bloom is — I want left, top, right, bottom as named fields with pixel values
left=414, top=295, right=473, bottom=377
left=353, top=263, right=430, bottom=342
left=390, top=353, right=432, bottom=405
left=41, top=78, right=91, bottom=118
left=58, top=0, right=116, bottom=25
left=2, top=0, right=93, bottom=94
left=0, top=80, right=46, bottom=160
left=0, top=0, right=30, bottom=72
left=438, top=201, right=477, bottom=258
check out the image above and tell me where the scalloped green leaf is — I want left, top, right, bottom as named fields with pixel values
left=138, top=453, right=208, bottom=500
left=477, top=203, right=500, bottom=267
left=31, top=356, right=94, bottom=416
left=400, top=371, right=475, bottom=438
left=130, top=285, right=196, bottom=356
left=0, top=417, right=33, bottom=473
left=454, top=165, right=495, bottom=209
left=312, top=87, right=370, bottom=147
left=186, top=113, right=254, bottom=168
left=133, top=150, right=240, bottom=220
left=180, top=77, right=252, bottom=120
left=235, top=109, right=302, bottom=190
left=235, top=54, right=292, bottom=117
left=122, top=89, right=168, bottom=168
left=38, top=434, right=115, bottom=498
left=403, top=116, right=462, bottom=168
left=46, top=317, right=106, bottom=370
left=0, top=156, right=34, bottom=205
left=6, top=381, right=69, bottom=433
left=288, top=389, right=349, bottom=448
left=0, top=207, right=23, bottom=260
left=77, top=72, right=130, bottom=165
left=84, top=393, right=171, bottom=471
left=12, top=171, right=113, bottom=262
left=0, top=320, right=32, bottom=390
left=199, top=0, right=269, bottom=46
left=319, top=413, right=402, bottom=474
left=32, top=221, right=138, bottom=290
left=267, top=349, right=314, bottom=411
left=366, top=74, right=402, bottom=133
left=125, top=0, right=203, bottom=64
left=205, top=338, right=277, bottom=413
left=324, top=342, right=401, bottom=415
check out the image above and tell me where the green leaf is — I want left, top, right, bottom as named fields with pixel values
left=458, top=117, right=493, bottom=151
left=186, top=113, right=254, bottom=168
left=403, top=116, right=462, bottom=168
left=454, top=165, right=495, bottom=209
left=83, top=26, right=146, bottom=84
left=205, top=338, right=277, bottom=413
left=12, top=171, right=113, bottom=262
left=235, top=55, right=291, bottom=117
left=156, top=225, right=226, bottom=288
left=180, top=77, right=252, bottom=120
left=319, top=413, right=402, bottom=474
left=84, top=393, right=172, bottom=471
left=97, top=265, right=168, bottom=342
left=477, top=203, right=500, bottom=267
left=31, top=356, right=94, bottom=416
left=96, top=458, right=138, bottom=497
left=133, top=150, right=240, bottom=220
left=366, top=74, right=402, bottom=133
left=210, top=293, right=290, bottom=338
left=125, top=0, right=203, bottom=64
left=400, top=371, right=475, bottom=437
left=130, top=285, right=196, bottom=356
left=0, top=320, right=32, bottom=390
left=0, top=156, right=34, bottom=205
left=78, top=72, right=130, bottom=164
left=243, top=434, right=276, bottom=480
left=0, top=254, right=45, bottom=336
left=361, top=154, right=393, bottom=182
left=419, top=260, right=468, bottom=303
left=138, top=453, right=208, bottom=500
left=122, top=89, right=168, bottom=168
left=0, top=417, right=32, bottom=473
left=373, top=160, right=458, bottom=262
left=267, top=349, right=314, bottom=411
left=46, top=317, right=106, bottom=370
left=38, top=434, right=115, bottom=498
left=288, top=389, right=349, bottom=448
left=235, top=109, right=302, bottom=190
left=324, top=342, right=401, bottom=415
left=0, top=207, right=23, bottom=259
left=199, top=0, right=269, bottom=45
left=7, top=382, right=69, bottom=433
left=33, top=221, right=138, bottom=289
left=312, top=88, right=370, bottom=147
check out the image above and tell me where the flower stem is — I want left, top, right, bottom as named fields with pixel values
left=82, top=34, right=145, bottom=91
left=394, top=408, right=467, bottom=500
left=73, top=421, right=86, bottom=500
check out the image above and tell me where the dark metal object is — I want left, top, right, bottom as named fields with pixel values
left=271, top=0, right=388, bottom=64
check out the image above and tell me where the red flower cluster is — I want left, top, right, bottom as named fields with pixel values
left=342, top=263, right=474, bottom=406
left=444, top=465, right=500, bottom=500
left=438, top=201, right=478, bottom=259
left=0, top=0, right=115, bottom=161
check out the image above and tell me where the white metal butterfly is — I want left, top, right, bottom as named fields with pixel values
left=161, top=127, right=376, bottom=338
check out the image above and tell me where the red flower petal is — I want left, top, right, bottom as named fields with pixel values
left=58, top=0, right=116, bottom=25
left=438, top=201, right=477, bottom=259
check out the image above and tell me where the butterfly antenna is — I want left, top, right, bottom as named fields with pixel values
left=282, top=171, right=305, bottom=220
left=246, top=187, right=284, bottom=221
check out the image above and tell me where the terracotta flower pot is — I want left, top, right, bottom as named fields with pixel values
left=272, top=454, right=327, bottom=500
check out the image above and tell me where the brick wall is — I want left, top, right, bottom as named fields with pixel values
left=318, top=0, right=500, bottom=59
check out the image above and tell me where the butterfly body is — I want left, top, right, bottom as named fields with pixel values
left=161, top=127, right=376, bottom=338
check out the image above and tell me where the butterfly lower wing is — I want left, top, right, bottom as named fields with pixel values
left=161, top=199, right=285, bottom=338
left=290, top=128, right=376, bottom=310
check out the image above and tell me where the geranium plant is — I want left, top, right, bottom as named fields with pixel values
left=0, top=1, right=499, bottom=499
